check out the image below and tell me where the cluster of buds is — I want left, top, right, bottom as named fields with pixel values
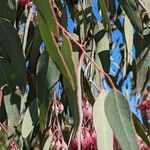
left=70, top=98, right=97, bottom=150
left=47, top=94, right=67, bottom=150
left=136, top=87, right=150, bottom=120
left=19, top=0, right=32, bottom=6
left=48, top=129, right=67, bottom=150
left=136, top=135, right=150, bottom=150
left=136, top=101, right=150, bottom=110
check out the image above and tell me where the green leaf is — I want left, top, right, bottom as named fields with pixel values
left=0, top=0, right=16, bottom=22
left=136, top=49, right=150, bottom=93
left=124, top=15, right=134, bottom=65
left=38, top=14, right=80, bottom=129
left=35, top=0, right=58, bottom=34
left=98, top=0, right=111, bottom=31
left=22, top=99, right=39, bottom=138
left=105, top=89, right=138, bottom=150
left=4, top=93, right=20, bottom=137
left=36, top=51, right=59, bottom=130
left=28, top=27, right=42, bottom=75
left=0, top=19, right=26, bottom=90
left=61, top=35, right=77, bottom=89
left=118, top=0, right=142, bottom=33
left=0, top=58, right=16, bottom=87
left=94, top=23, right=110, bottom=73
left=38, top=14, right=75, bottom=90
left=93, top=90, right=113, bottom=150
left=140, top=0, right=150, bottom=17
left=132, top=113, right=150, bottom=147
left=43, top=136, right=52, bottom=150
left=81, top=70, right=95, bottom=106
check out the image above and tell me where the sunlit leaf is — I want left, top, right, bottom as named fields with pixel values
left=105, top=89, right=138, bottom=150
left=124, top=15, right=134, bottom=65
left=93, top=90, right=113, bottom=150
left=43, top=136, right=52, bottom=150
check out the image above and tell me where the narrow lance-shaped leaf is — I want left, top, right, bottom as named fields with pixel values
left=0, top=0, right=16, bottom=22
left=93, top=90, right=113, bottom=150
left=36, top=50, right=59, bottom=130
left=124, top=15, right=134, bottom=65
left=132, top=113, right=150, bottom=147
left=118, top=0, right=142, bottom=33
left=105, top=89, right=138, bottom=150
left=61, top=35, right=81, bottom=129
left=0, top=19, right=26, bottom=91
left=22, top=99, right=39, bottom=138
left=4, top=93, right=21, bottom=137
left=38, top=14, right=75, bottom=90
left=98, top=0, right=111, bottom=31
left=35, top=0, right=58, bottom=34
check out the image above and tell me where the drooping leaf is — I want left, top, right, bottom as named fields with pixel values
left=0, top=19, right=26, bottom=90
left=81, top=70, right=95, bottom=106
left=36, top=50, right=59, bottom=130
left=132, top=113, right=150, bottom=147
left=35, top=0, right=58, bottom=34
left=0, top=0, right=16, bottom=22
left=4, top=93, right=21, bottom=137
left=38, top=14, right=80, bottom=129
left=93, top=90, right=113, bottom=150
left=0, top=58, right=16, bottom=87
left=124, top=15, right=134, bottom=65
left=98, top=0, right=111, bottom=31
left=28, top=27, right=42, bottom=75
left=136, top=49, right=150, bottom=93
left=105, top=89, right=138, bottom=150
left=43, top=136, right=52, bottom=150
left=94, top=23, right=110, bottom=73
left=118, top=0, right=142, bottom=33
left=38, top=14, right=75, bottom=90
left=22, top=99, right=39, bottom=138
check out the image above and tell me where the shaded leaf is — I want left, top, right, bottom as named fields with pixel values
left=0, top=0, right=16, bottom=22
left=22, top=99, right=39, bottom=138
left=36, top=50, right=59, bottom=130
left=93, top=90, right=113, bottom=150
left=81, top=70, right=95, bottom=106
left=118, top=0, right=142, bottom=33
left=105, top=89, right=138, bottom=150
left=0, top=19, right=26, bottom=90
left=35, top=0, right=58, bottom=34
left=132, top=113, right=150, bottom=147
left=38, top=14, right=75, bottom=90
left=136, top=49, right=150, bottom=93
left=98, top=0, right=111, bottom=31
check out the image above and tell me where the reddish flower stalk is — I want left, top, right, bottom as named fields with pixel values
left=57, top=23, right=115, bottom=89
left=0, top=122, right=7, bottom=134
left=9, top=141, right=18, bottom=150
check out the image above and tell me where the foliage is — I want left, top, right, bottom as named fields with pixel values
left=0, top=0, right=149, bottom=149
